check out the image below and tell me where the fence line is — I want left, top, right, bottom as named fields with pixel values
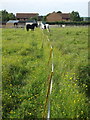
left=42, top=30, right=54, bottom=119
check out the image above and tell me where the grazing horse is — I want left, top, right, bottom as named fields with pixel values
left=14, top=22, right=18, bottom=28
left=62, top=24, right=66, bottom=28
left=45, top=24, right=50, bottom=32
left=26, top=23, right=38, bottom=31
left=40, top=23, right=45, bottom=29
left=40, top=22, right=50, bottom=32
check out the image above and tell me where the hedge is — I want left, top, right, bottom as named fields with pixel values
left=46, top=21, right=90, bottom=25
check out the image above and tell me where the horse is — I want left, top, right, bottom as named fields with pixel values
left=26, top=23, right=38, bottom=31
left=40, top=22, right=45, bottom=29
left=62, top=24, right=66, bottom=28
left=45, top=24, right=50, bottom=32
left=40, top=22, right=50, bottom=32
left=14, top=22, right=18, bottom=28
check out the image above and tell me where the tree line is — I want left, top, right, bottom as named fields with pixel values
left=0, top=9, right=84, bottom=22
left=0, top=10, right=15, bottom=21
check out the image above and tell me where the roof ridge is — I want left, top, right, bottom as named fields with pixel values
left=16, top=13, right=39, bottom=14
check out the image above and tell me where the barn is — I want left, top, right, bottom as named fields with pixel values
left=46, top=12, right=70, bottom=22
left=16, top=13, right=39, bottom=21
left=6, top=20, right=19, bottom=28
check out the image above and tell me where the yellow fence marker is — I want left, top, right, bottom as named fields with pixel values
left=42, top=71, right=53, bottom=119
left=48, top=46, right=53, bottom=65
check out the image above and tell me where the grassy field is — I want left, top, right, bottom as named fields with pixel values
left=2, top=27, right=90, bottom=119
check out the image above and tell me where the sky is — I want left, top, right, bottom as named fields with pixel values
left=0, top=0, right=89, bottom=17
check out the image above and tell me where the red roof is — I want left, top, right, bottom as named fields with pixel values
left=16, top=13, right=39, bottom=19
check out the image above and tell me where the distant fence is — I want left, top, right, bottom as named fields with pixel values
left=0, top=21, right=90, bottom=28
left=46, top=21, right=90, bottom=25
left=49, top=24, right=89, bottom=28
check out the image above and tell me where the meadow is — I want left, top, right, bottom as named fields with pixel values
left=2, top=26, right=90, bottom=119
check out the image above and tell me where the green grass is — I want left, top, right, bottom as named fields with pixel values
left=2, top=27, right=90, bottom=119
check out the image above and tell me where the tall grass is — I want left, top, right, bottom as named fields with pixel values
left=2, top=27, right=90, bottom=119
left=46, top=27, right=90, bottom=119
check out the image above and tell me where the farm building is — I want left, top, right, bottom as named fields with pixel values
left=46, top=12, right=70, bottom=22
left=82, top=17, right=90, bottom=21
left=16, top=13, right=39, bottom=21
left=6, top=20, right=19, bottom=28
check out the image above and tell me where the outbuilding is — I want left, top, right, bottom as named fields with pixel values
left=16, top=13, right=39, bottom=21
left=46, top=12, right=70, bottom=22
left=6, top=20, right=19, bottom=28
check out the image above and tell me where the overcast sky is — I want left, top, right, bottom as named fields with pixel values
left=0, top=0, right=89, bottom=17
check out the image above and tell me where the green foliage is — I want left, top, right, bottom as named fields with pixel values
left=28, top=16, right=38, bottom=21
left=2, top=27, right=90, bottom=119
left=45, top=27, right=90, bottom=119
left=70, top=11, right=81, bottom=21
left=28, top=15, right=46, bottom=22
left=1, top=10, right=15, bottom=21
left=42, top=16, right=47, bottom=22
left=57, top=11, right=62, bottom=13
left=8, top=13, right=15, bottom=20
left=46, top=21, right=90, bottom=25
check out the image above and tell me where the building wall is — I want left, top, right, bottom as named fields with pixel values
left=16, top=13, right=39, bottom=21
left=46, top=12, right=70, bottom=22
left=46, top=13, right=62, bottom=22
left=6, top=23, right=14, bottom=28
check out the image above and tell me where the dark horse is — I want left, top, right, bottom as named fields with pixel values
left=26, top=23, right=38, bottom=31
left=14, top=22, right=18, bottom=28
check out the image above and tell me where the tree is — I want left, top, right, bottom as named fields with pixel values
left=28, top=16, right=38, bottom=21
left=1, top=10, right=15, bottom=21
left=2, top=10, right=9, bottom=21
left=8, top=13, right=15, bottom=20
left=57, top=11, right=62, bottom=13
left=70, top=11, right=81, bottom=21
left=42, top=16, right=47, bottom=21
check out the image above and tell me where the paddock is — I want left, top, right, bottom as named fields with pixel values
left=2, top=26, right=89, bottom=119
